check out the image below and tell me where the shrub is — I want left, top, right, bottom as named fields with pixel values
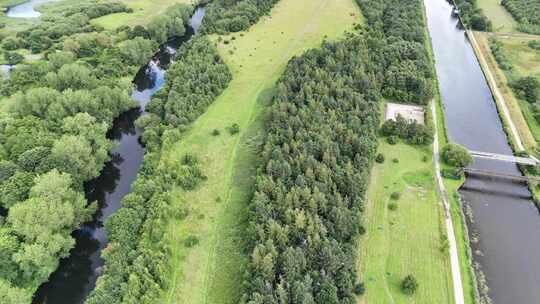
left=4, top=52, right=24, bottom=65
left=392, top=158, right=399, bottom=163
left=228, top=123, right=240, bottom=135
left=441, top=143, right=473, bottom=168
left=353, top=282, right=365, bottom=295
left=387, top=135, right=397, bottom=145
left=388, top=202, right=398, bottom=211
left=512, top=76, right=539, bottom=103
left=401, top=275, right=419, bottom=295
left=376, top=153, right=385, bottom=163
left=390, top=191, right=401, bottom=200
left=184, top=235, right=199, bottom=247
left=212, top=129, right=220, bottom=136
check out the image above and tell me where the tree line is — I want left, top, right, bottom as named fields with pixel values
left=502, top=0, right=540, bottom=34
left=201, top=0, right=280, bottom=34
left=87, top=36, right=232, bottom=304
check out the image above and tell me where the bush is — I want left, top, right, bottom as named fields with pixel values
left=392, top=158, right=399, bottom=163
left=184, top=235, right=199, bottom=247
left=4, top=52, right=24, bottom=65
left=353, top=282, right=365, bottom=295
left=381, top=115, right=433, bottom=145
left=512, top=76, right=539, bottom=103
left=212, top=129, right=220, bottom=136
left=441, top=143, right=473, bottom=168
left=390, top=191, right=401, bottom=200
left=401, top=275, right=419, bottom=295
left=375, top=153, right=385, bottom=163
left=387, top=135, right=398, bottom=145
left=441, top=168, right=463, bottom=180
left=388, top=202, right=398, bottom=211
left=228, top=123, right=240, bottom=135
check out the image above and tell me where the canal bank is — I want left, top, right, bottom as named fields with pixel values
left=424, top=0, right=540, bottom=303
left=31, top=7, right=206, bottom=304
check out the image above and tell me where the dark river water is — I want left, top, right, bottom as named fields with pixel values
left=424, top=0, right=540, bottom=303
left=32, top=7, right=205, bottom=304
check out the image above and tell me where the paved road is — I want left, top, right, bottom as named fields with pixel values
left=431, top=102, right=466, bottom=304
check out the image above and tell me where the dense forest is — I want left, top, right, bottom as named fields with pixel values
left=242, top=36, right=380, bottom=303
left=87, top=36, right=232, bottom=304
left=0, top=1, right=200, bottom=302
left=242, top=0, right=436, bottom=302
left=502, top=0, right=540, bottom=34
left=201, top=0, right=279, bottom=34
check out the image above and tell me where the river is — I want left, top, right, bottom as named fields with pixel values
left=5, top=0, right=54, bottom=18
left=32, top=7, right=206, bottom=304
left=424, top=0, right=540, bottom=303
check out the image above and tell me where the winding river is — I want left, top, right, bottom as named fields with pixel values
left=5, top=0, right=53, bottom=18
left=32, top=7, right=206, bottom=304
left=424, top=0, right=540, bottom=303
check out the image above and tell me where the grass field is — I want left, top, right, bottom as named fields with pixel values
left=358, top=140, right=455, bottom=304
left=159, top=0, right=361, bottom=303
left=477, top=0, right=517, bottom=32
left=474, top=32, right=540, bottom=148
left=91, top=0, right=195, bottom=30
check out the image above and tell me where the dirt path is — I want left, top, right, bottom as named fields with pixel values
left=431, top=102, right=465, bottom=304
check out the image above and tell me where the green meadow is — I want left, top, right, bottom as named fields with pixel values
left=159, top=0, right=362, bottom=303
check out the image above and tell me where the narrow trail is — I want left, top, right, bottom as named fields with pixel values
left=431, top=101, right=466, bottom=304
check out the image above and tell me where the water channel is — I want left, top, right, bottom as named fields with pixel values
left=31, top=7, right=206, bottom=304
left=424, top=0, right=540, bottom=303
left=5, top=0, right=54, bottom=18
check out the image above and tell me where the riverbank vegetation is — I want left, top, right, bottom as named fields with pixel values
left=0, top=0, right=202, bottom=301
left=455, top=0, right=493, bottom=31
left=501, top=0, right=540, bottom=34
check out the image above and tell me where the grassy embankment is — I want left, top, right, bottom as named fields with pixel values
left=158, top=0, right=361, bottom=303
left=92, top=0, right=196, bottom=30
left=473, top=32, right=539, bottom=149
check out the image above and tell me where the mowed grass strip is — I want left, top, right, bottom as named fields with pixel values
left=91, top=0, right=195, bottom=30
left=477, top=0, right=518, bottom=32
left=160, top=0, right=361, bottom=303
left=358, top=141, right=455, bottom=304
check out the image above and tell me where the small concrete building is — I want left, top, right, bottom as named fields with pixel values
left=385, top=102, right=425, bottom=125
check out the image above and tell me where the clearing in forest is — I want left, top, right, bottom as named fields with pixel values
left=477, top=0, right=517, bottom=32
left=91, top=0, right=195, bottom=29
left=358, top=141, right=455, bottom=304
left=160, top=0, right=361, bottom=303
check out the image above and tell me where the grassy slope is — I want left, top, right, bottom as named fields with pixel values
left=160, top=0, right=361, bottom=303
left=477, top=0, right=517, bottom=32
left=358, top=140, right=455, bottom=304
left=474, top=32, right=538, bottom=149
left=91, top=0, right=196, bottom=30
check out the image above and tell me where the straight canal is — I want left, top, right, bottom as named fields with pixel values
left=424, top=0, right=540, bottom=303
left=31, top=7, right=206, bottom=304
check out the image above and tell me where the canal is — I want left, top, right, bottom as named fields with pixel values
left=424, top=0, right=540, bottom=303
left=31, top=7, right=206, bottom=304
